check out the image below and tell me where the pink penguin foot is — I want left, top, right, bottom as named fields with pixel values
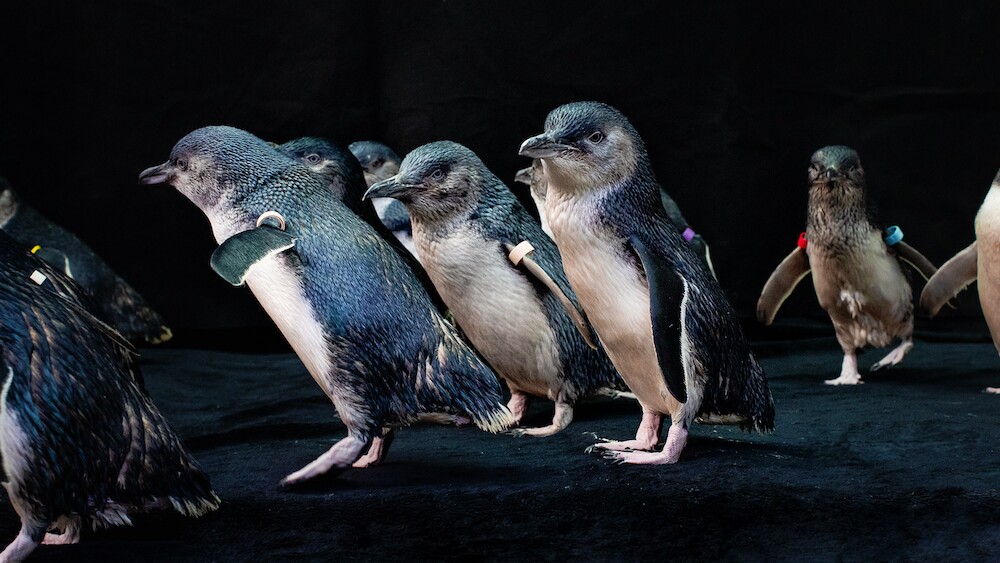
left=600, top=424, right=688, bottom=465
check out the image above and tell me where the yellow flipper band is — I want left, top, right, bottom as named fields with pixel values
left=30, top=245, right=41, bottom=254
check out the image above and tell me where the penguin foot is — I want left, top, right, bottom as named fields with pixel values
left=509, top=401, right=573, bottom=437
left=1, top=521, right=45, bottom=563
left=510, top=425, right=562, bottom=437
left=600, top=424, right=687, bottom=464
left=983, top=387, right=1000, bottom=395
left=41, top=516, right=80, bottom=545
left=870, top=339, right=913, bottom=372
left=280, top=436, right=367, bottom=486
left=827, top=353, right=863, bottom=385
left=506, top=391, right=529, bottom=425
left=352, top=430, right=395, bottom=468
left=601, top=449, right=679, bottom=465
left=824, top=374, right=864, bottom=385
left=586, top=438, right=657, bottom=453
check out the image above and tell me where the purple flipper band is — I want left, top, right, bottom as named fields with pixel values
left=682, top=227, right=696, bottom=242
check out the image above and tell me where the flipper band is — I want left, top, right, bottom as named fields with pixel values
left=256, top=211, right=287, bottom=231
left=797, top=232, right=808, bottom=250
left=682, top=227, right=696, bottom=242
left=884, top=226, right=903, bottom=245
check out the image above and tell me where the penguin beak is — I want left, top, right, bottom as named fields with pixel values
left=363, top=175, right=413, bottom=201
left=823, top=167, right=842, bottom=181
left=514, top=166, right=532, bottom=186
left=519, top=134, right=575, bottom=159
left=138, top=161, right=172, bottom=185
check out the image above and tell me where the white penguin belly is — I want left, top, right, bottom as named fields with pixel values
left=976, top=189, right=1000, bottom=353
left=0, top=368, right=32, bottom=494
left=809, top=237, right=912, bottom=349
left=547, top=200, right=680, bottom=416
left=243, top=258, right=357, bottom=425
left=416, top=226, right=561, bottom=398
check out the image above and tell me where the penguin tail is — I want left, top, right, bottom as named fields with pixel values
left=421, top=328, right=515, bottom=433
left=739, top=360, right=776, bottom=434
left=98, top=275, right=172, bottom=344
left=117, top=378, right=220, bottom=517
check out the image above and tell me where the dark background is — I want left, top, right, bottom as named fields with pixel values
left=2, top=1, right=1000, bottom=339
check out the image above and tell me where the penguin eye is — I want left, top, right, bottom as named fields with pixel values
left=588, top=131, right=605, bottom=144
left=176, top=158, right=188, bottom=172
left=430, top=169, right=445, bottom=181
left=305, top=153, right=321, bottom=165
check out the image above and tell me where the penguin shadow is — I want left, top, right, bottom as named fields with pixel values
left=276, top=456, right=533, bottom=494
left=185, top=421, right=343, bottom=451
left=679, top=434, right=803, bottom=463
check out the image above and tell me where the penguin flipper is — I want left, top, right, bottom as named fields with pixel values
left=757, top=247, right=810, bottom=326
left=210, top=226, right=296, bottom=286
left=505, top=241, right=599, bottom=349
left=627, top=235, right=687, bottom=404
left=32, top=246, right=72, bottom=275
left=893, top=241, right=939, bottom=282
left=920, top=241, right=977, bottom=317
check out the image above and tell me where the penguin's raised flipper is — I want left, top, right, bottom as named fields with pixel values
left=505, top=241, right=599, bottom=349
left=920, top=241, right=978, bottom=317
left=893, top=241, right=939, bottom=282
left=211, top=226, right=296, bottom=286
left=627, top=235, right=687, bottom=404
left=757, top=247, right=811, bottom=326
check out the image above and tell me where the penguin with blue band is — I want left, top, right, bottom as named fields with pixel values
left=758, top=145, right=940, bottom=385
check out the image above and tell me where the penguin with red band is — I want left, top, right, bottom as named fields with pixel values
left=758, top=145, right=939, bottom=385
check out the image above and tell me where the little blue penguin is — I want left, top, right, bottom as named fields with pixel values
left=0, top=230, right=218, bottom=562
left=515, top=159, right=717, bottom=277
left=139, top=126, right=512, bottom=485
left=364, top=141, right=627, bottom=436
left=348, top=140, right=416, bottom=256
left=921, top=167, right=1000, bottom=393
left=0, top=179, right=171, bottom=344
left=275, top=137, right=439, bottom=309
left=519, top=101, right=774, bottom=464
left=757, top=146, right=940, bottom=385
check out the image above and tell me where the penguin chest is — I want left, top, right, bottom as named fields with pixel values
left=415, top=225, right=561, bottom=397
left=547, top=207, right=679, bottom=415
left=243, top=256, right=343, bottom=406
left=807, top=235, right=912, bottom=348
left=0, top=368, right=32, bottom=493
left=976, top=190, right=1000, bottom=349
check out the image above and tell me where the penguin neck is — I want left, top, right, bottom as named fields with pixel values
left=806, top=180, right=873, bottom=243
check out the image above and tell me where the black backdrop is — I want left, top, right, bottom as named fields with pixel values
left=3, top=1, right=1000, bottom=340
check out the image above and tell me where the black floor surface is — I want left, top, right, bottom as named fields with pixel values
left=6, top=333, right=1000, bottom=562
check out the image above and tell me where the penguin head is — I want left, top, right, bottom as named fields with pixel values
left=519, top=101, right=647, bottom=193
left=139, top=126, right=289, bottom=213
left=348, top=140, right=402, bottom=187
left=809, top=145, right=865, bottom=187
left=363, top=141, right=488, bottom=222
left=276, top=137, right=367, bottom=202
left=514, top=159, right=548, bottom=203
